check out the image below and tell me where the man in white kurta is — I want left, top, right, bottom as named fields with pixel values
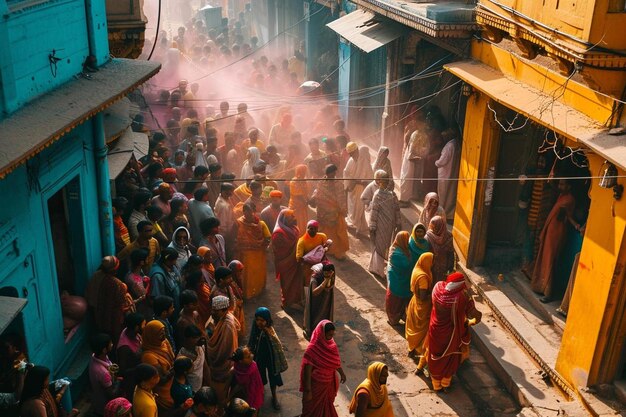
left=434, top=129, right=461, bottom=219
left=344, top=143, right=373, bottom=236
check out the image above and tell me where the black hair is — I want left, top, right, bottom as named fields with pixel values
left=135, top=363, right=158, bottom=383
left=124, top=312, right=145, bottom=329
left=193, top=387, right=218, bottom=406
left=180, top=289, right=198, bottom=307
left=209, top=163, right=222, bottom=173
left=160, top=247, right=179, bottom=262
left=146, top=162, right=163, bottom=178
left=243, top=202, right=255, bottom=213
left=249, top=181, right=262, bottom=191
left=133, top=191, right=152, bottom=210
left=200, top=217, right=220, bottom=235
left=112, top=196, right=128, bottom=211
left=322, top=263, right=335, bottom=272
left=130, top=248, right=149, bottom=266
left=194, top=187, right=210, bottom=201
left=185, top=270, right=204, bottom=290
left=20, top=365, right=50, bottom=403
left=153, top=295, right=174, bottom=316
left=325, top=164, right=338, bottom=175
left=221, top=182, right=235, bottom=192
left=146, top=205, right=163, bottom=220
left=183, top=255, right=203, bottom=271
left=90, top=333, right=112, bottom=354
left=230, top=346, right=245, bottom=362
left=137, top=220, right=153, bottom=233
left=194, top=165, right=209, bottom=177
left=169, top=198, right=186, bottom=216
left=184, top=324, right=202, bottom=339
left=324, top=322, right=336, bottom=333
left=173, top=356, right=193, bottom=376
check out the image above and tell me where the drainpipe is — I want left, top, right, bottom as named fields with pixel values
left=84, top=0, right=110, bottom=66
left=92, top=113, right=115, bottom=256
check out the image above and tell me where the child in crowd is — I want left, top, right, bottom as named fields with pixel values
left=230, top=346, right=263, bottom=413
left=171, top=356, right=194, bottom=409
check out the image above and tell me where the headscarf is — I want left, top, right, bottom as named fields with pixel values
left=274, top=209, right=299, bottom=238
left=390, top=231, right=410, bottom=259
left=409, top=223, right=429, bottom=257
left=247, top=147, right=261, bottom=164
left=249, top=307, right=273, bottom=348
left=162, top=168, right=178, bottom=182
left=141, top=320, right=175, bottom=364
left=445, top=271, right=466, bottom=293
left=372, top=146, right=390, bottom=171
left=254, top=307, right=273, bottom=326
left=294, top=164, right=308, bottom=179
left=348, top=362, right=389, bottom=413
left=413, top=252, right=434, bottom=283
left=301, top=320, right=341, bottom=371
left=104, top=398, right=132, bottom=417
left=306, top=219, right=319, bottom=229
left=426, top=216, right=452, bottom=251
left=167, top=226, right=191, bottom=268
left=419, top=192, right=443, bottom=227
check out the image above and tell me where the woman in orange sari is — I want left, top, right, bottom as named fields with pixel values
left=289, top=165, right=311, bottom=237
left=311, top=164, right=349, bottom=260
left=235, top=202, right=271, bottom=299
left=405, top=252, right=434, bottom=373
left=140, top=320, right=176, bottom=412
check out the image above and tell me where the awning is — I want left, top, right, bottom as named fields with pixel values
left=103, top=97, right=132, bottom=142
left=0, top=296, right=27, bottom=334
left=0, top=58, right=160, bottom=179
left=327, top=9, right=405, bottom=53
left=107, top=128, right=149, bottom=179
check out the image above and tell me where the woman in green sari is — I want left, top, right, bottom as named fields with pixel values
left=409, top=223, right=431, bottom=264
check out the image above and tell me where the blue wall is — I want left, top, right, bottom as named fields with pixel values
left=0, top=122, right=103, bottom=375
left=0, top=0, right=109, bottom=115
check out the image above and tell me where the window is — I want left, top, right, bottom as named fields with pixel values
left=608, top=0, right=626, bottom=12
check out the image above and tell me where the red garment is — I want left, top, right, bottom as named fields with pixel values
left=233, top=361, right=264, bottom=409
left=300, top=320, right=341, bottom=417
left=272, top=225, right=303, bottom=308
left=427, top=280, right=473, bottom=381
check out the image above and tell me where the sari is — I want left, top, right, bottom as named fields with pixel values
left=348, top=362, right=394, bottom=417
left=140, top=320, right=175, bottom=410
left=405, top=253, right=434, bottom=355
left=300, top=320, right=342, bottom=417
left=303, top=266, right=334, bottom=338
left=289, top=165, right=311, bottom=237
left=426, top=216, right=454, bottom=283
left=96, top=275, right=133, bottom=346
left=408, top=223, right=431, bottom=265
left=236, top=215, right=271, bottom=299
left=531, top=192, right=575, bottom=297
left=206, top=312, right=239, bottom=405
left=368, top=188, right=401, bottom=277
left=272, top=210, right=304, bottom=308
left=313, top=176, right=349, bottom=258
left=428, top=273, right=480, bottom=390
left=385, top=232, right=413, bottom=325
left=344, top=146, right=373, bottom=235
left=418, top=192, right=446, bottom=228
left=372, top=147, right=394, bottom=191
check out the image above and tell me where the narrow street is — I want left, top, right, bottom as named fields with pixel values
left=245, top=232, right=521, bottom=416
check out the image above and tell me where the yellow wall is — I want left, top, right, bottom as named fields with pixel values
left=556, top=154, right=626, bottom=386
left=453, top=92, right=498, bottom=265
left=479, top=0, right=626, bottom=48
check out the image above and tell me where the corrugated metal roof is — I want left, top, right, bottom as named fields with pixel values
left=107, top=128, right=149, bottom=179
left=327, top=9, right=406, bottom=53
left=0, top=58, right=160, bottom=179
left=445, top=60, right=626, bottom=169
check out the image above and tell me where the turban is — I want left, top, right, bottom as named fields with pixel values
left=212, top=295, right=230, bottom=310
left=162, top=168, right=177, bottom=179
left=346, top=141, right=358, bottom=153
left=104, top=398, right=132, bottom=417
left=269, top=190, right=283, bottom=198
left=446, top=272, right=465, bottom=283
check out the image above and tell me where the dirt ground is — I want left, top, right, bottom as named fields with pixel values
left=243, top=233, right=521, bottom=417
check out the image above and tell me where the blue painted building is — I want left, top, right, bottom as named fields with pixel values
left=0, top=0, right=159, bottom=383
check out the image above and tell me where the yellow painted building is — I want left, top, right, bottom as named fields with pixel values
left=447, top=0, right=626, bottom=390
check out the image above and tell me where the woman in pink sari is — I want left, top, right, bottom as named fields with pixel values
left=272, top=209, right=304, bottom=309
left=300, top=320, right=346, bottom=417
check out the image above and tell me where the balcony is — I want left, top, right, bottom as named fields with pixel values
left=106, top=0, right=147, bottom=59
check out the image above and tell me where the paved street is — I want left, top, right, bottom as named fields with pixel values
left=245, top=232, right=521, bottom=416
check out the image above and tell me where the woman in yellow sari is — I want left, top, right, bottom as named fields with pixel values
left=405, top=252, right=434, bottom=374
left=289, top=164, right=311, bottom=237
left=140, top=320, right=175, bottom=412
left=235, top=202, right=271, bottom=299
left=348, top=362, right=394, bottom=417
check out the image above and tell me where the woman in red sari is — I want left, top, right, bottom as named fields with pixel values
left=300, top=320, right=346, bottom=417
left=427, top=272, right=481, bottom=392
left=272, top=209, right=304, bottom=309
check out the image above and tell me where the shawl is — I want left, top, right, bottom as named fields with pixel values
left=248, top=307, right=288, bottom=375
left=344, top=146, right=373, bottom=190
left=273, top=209, right=299, bottom=238
left=314, top=177, right=347, bottom=221
left=408, top=223, right=430, bottom=261
left=426, top=216, right=453, bottom=253
left=167, top=226, right=192, bottom=269
left=389, top=231, right=410, bottom=259
left=419, top=192, right=446, bottom=227
left=240, top=147, right=261, bottom=179
left=233, top=361, right=264, bottom=409
left=141, top=320, right=175, bottom=365
left=348, top=362, right=390, bottom=414
left=412, top=253, right=434, bottom=294
left=372, top=147, right=393, bottom=189
left=206, top=312, right=239, bottom=381
left=300, top=320, right=341, bottom=391
left=236, top=216, right=268, bottom=250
